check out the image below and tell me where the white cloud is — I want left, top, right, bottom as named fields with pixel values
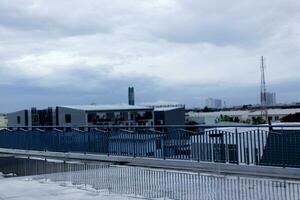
left=0, top=0, right=299, bottom=108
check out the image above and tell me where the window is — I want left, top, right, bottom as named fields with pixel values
left=88, top=113, right=96, bottom=123
left=17, top=116, right=21, bottom=124
left=65, top=114, right=71, bottom=123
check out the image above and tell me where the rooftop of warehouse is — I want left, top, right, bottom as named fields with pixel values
left=59, top=104, right=153, bottom=111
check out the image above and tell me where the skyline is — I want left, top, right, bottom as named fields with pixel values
left=0, top=0, right=300, bottom=112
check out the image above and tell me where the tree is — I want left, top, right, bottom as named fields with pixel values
left=203, top=106, right=210, bottom=112
left=234, top=117, right=240, bottom=123
left=219, top=115, right=235, bottom=122
left=252, top=116, right=266, bottom=124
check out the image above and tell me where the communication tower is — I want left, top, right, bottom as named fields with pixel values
left=260, top=56, right=268, bottom=121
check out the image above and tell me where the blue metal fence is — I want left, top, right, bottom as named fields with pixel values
left=0, top=125, right=300, bottom=168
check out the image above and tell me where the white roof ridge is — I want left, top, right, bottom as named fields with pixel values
left=59, top=104, right=153, bottom=111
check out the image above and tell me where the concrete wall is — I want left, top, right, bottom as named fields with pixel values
left=7, top=110, right=28, bottom=127
left=155, top=107, right=185, bottom=126
left=57, top=107, right=87, bottom=127
left=165, top=108, right=185, bottom=126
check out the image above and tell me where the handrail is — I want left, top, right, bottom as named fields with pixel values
left=2, top=124, right=300, bottom=129
left=119, top=129, right=134, bottom=134
left=93, top=128, right=109, bottom=133
left=0, top=125, right=298, bottom=168
left=35, top=128, right=45, bottom=132
left=72, top=128, right=86, bottom=133
left=53, top=128, right=64, bottom=132
left=0, top=128, right=13, bottom=132
left=179, top=129, right=198, bottom=135
left=147, top=129, right=165, bottom=134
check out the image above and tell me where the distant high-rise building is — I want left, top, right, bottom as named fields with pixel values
left=205, top=98, right=225, bottom=109
left=214, top=99, right=223, bottom=109
left=266, top=92, right=276, bottom=106
left=128, top=87, right=135, bottom=105
left=205, top=98, right=214, bottom=108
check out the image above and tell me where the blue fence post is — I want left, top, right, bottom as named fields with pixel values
left=196, top=130, right=200, bottom=162
left=281, top=127, right=285, bottom=168
left=133, top=130, right=136, bottom=158
left=44, top=129, right=47, bottom=152
left=107, top=130, right=110, bottom=156
left=257, top=127, right=260, bottom=165
left=88, top=131, right=91, bottom=153
left=235, top=128, right=239, bottom=165
left=27, top=129, right=30, bottom=150
left=163, top=134, right=166, bottom=160
left=83, top=131, right=87, bottom=154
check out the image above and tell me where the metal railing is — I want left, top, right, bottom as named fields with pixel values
left=0, top=156, right=299, bottom=200
left=0, top=125, right=300, bottom=168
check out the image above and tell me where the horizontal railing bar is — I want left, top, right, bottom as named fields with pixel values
left=93, top=128, right=109, bottom=133
left=179, top=129, right=198, bottom=135
left=1, top=124, right=300, bottom=129
left=119, top=129, right=134, bottom=134
left=72, top=128, right=86, bottom=133
left=53, top=128, right=63, bottom=132
left=20, top=128, right=29, bottom=132
left=147, top=129, right=165, bottom=134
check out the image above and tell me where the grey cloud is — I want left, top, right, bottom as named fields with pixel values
left=149, top=1, right=300, bottom=47
left=0, top=0, right=299, bottom=112
left=0, top=1, right=114, bottom=37
left=0, top=70, right=160, bottom=112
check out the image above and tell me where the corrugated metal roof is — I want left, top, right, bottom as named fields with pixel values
left=248, top=109, right=300, bottom=116
left=187, top=110, right=249, bottom=117
left=188, top=108, right=300, bottom=117
left=59, top=104, right=153, bottom=112
left=154, top=106, right=183, bottom=112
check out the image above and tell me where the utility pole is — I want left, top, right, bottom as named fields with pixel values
left=260, top=56, right=268, bottom=122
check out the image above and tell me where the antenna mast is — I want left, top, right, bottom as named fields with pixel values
left=260, top=56, right=268, bottom=121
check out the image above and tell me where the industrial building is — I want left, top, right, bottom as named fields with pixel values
left=154, top=105, right=185, bottom=126
left=187, top=108, right=300, bottom=125
left=7, top=110, right=30, bottom=127
left=57, top=105, right=154, bottom=127
left=7, top=105, right=155, bottom=127
left=7, top=104, right=186, bottom=128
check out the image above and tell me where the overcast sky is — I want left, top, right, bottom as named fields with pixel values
left=0, top=0, right=300, bottom=112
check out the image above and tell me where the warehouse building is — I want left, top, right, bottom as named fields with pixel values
left=7, top=107, right=55, bottom=127
left=154, top=105, right=185, bottom=126
left=56, top=105, right=154, bottom=127
left=7, top=105, right=155, bottom=127
left=186, top=108, right=300, bottom=125
left=7, top=110, right=30, bottom=127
